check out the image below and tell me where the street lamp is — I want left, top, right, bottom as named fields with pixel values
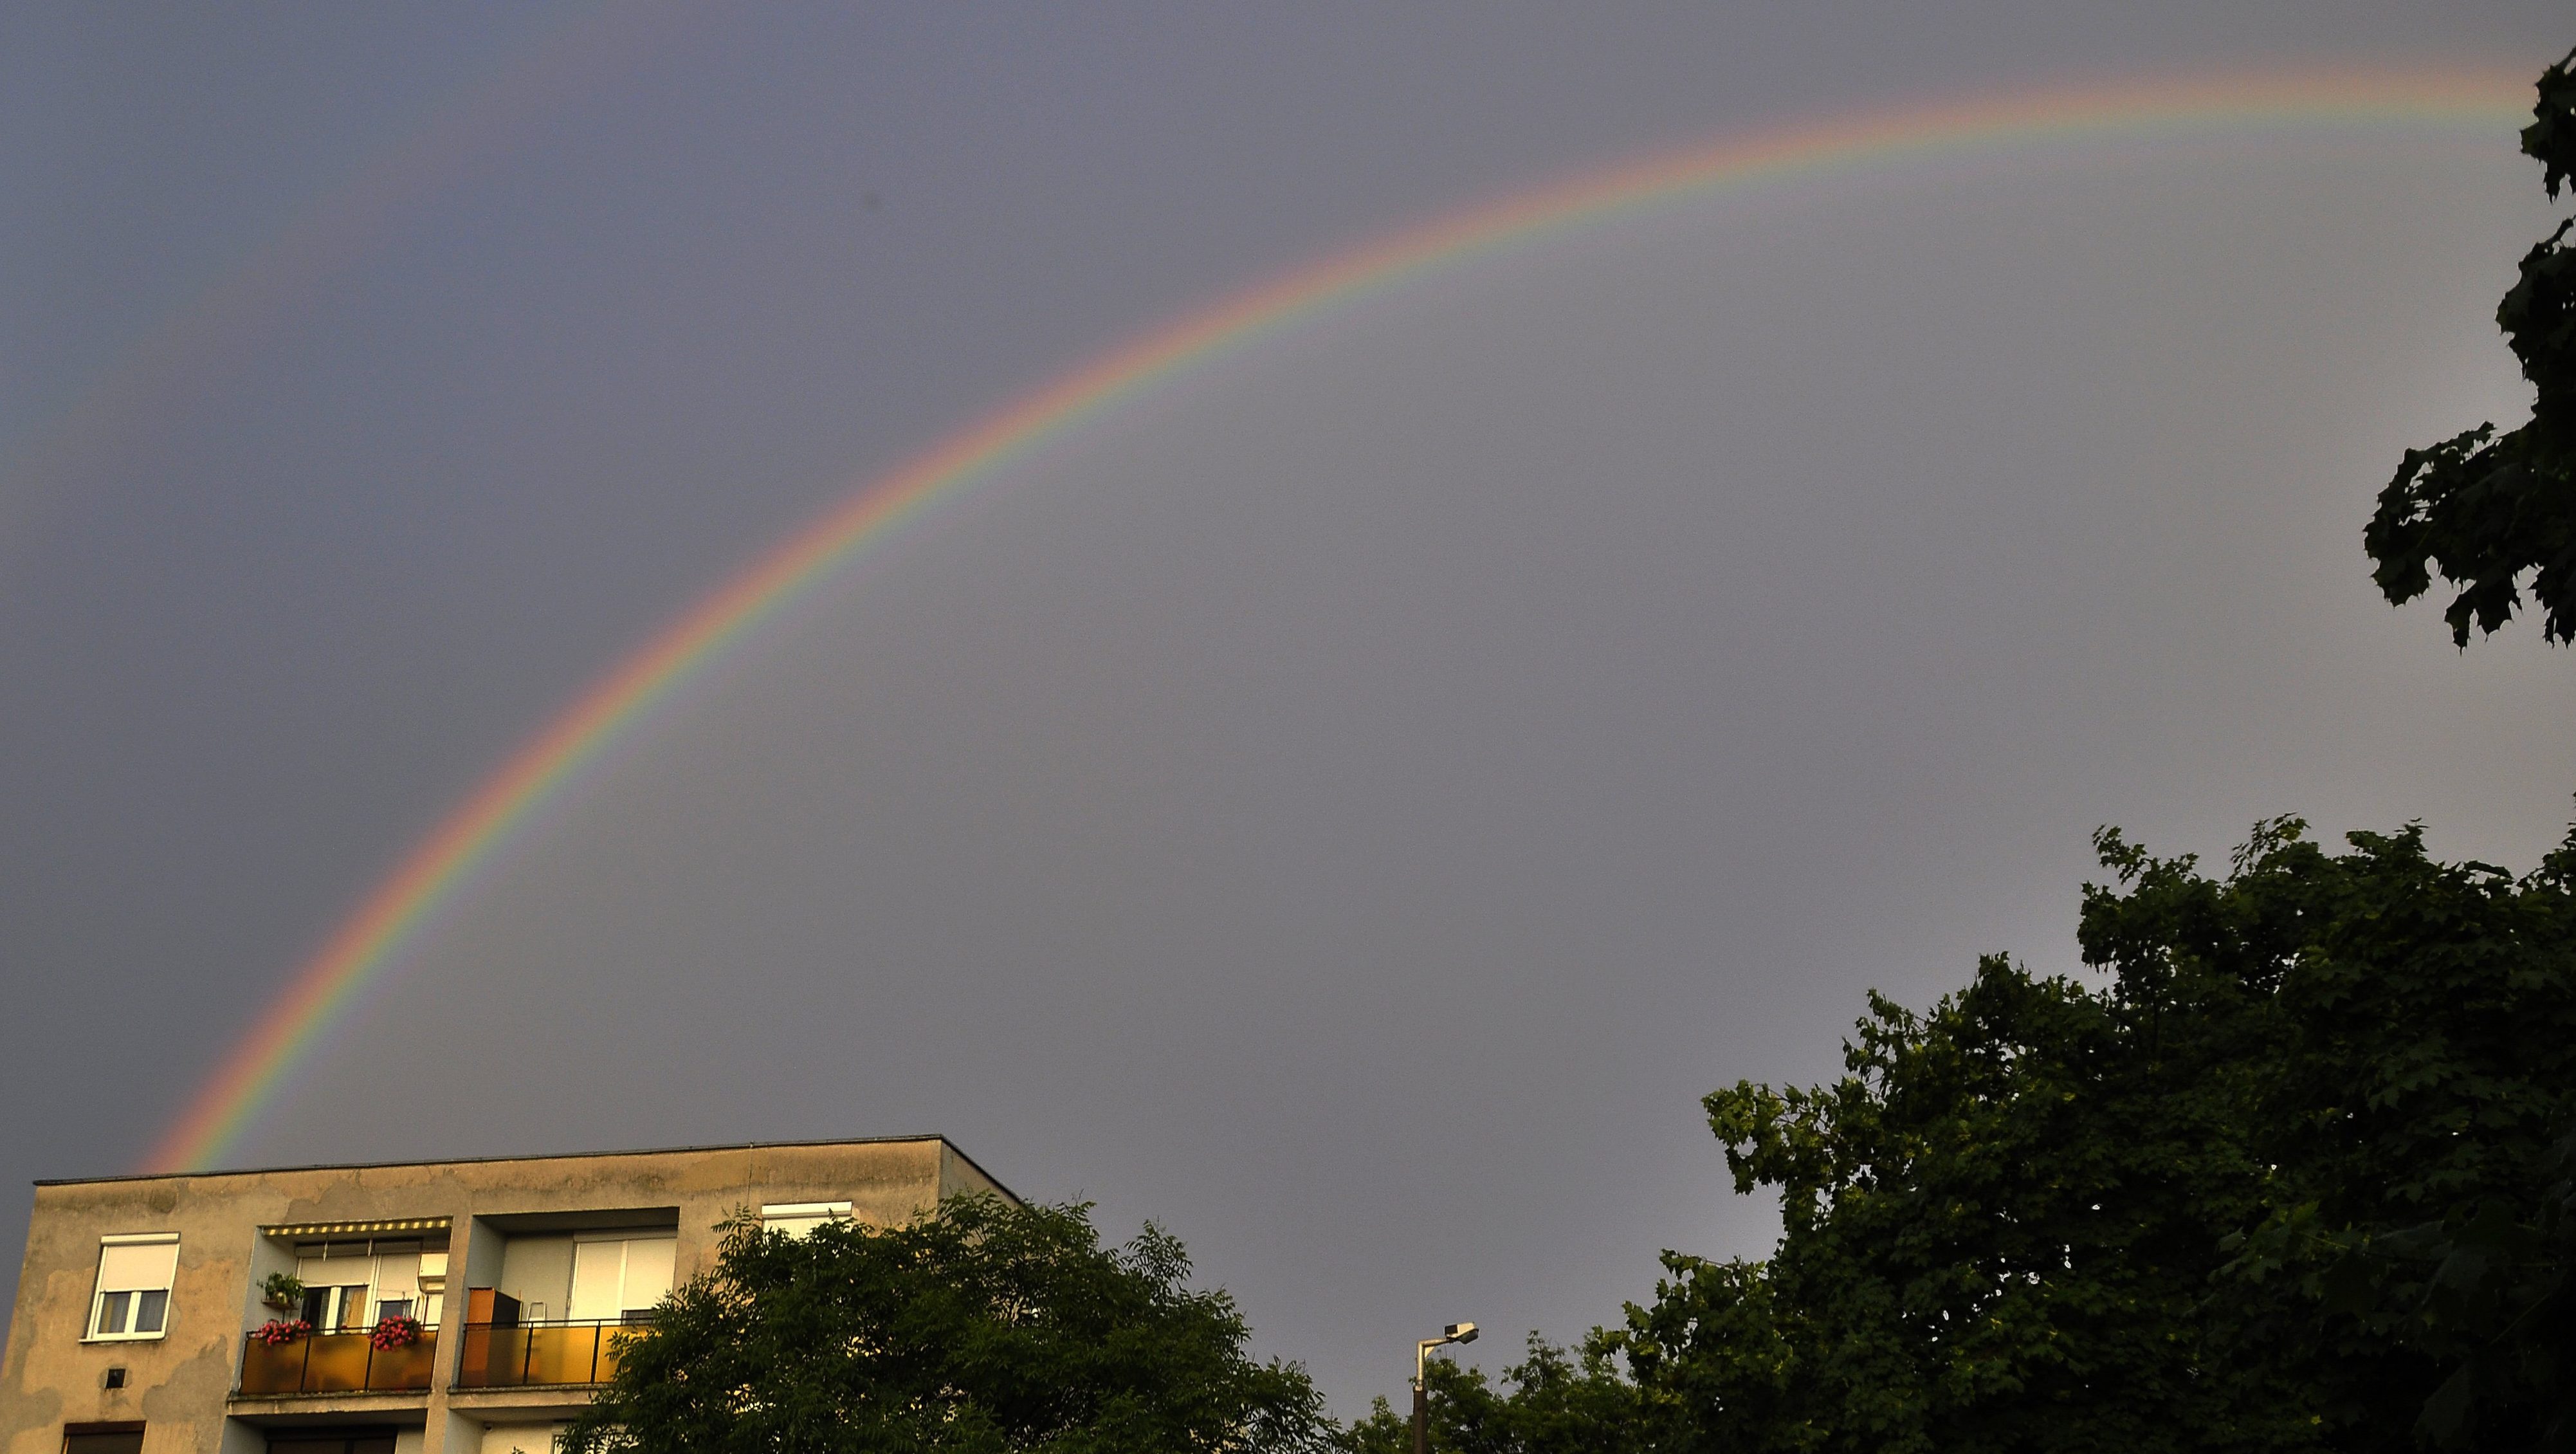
left=1413, top=1321, right=1478, bottom=1454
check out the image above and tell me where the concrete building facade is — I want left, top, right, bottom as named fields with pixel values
left=0, top=1138, right=1015, bottom=1454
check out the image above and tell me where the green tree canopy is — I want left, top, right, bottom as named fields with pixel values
left=2366, top=51, right=2576, bottom=645
left=1613, top=821, right=2576, bottom=1453
left=559, top=1195, right=1333, bottom=1454
left=1337, top=1335, right=1644, bottom=1454
left=1369, top=51, right=2576, bottom=1454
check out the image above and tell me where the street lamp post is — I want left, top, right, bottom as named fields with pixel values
left=1413, top=1322, right=1478, bottom=1454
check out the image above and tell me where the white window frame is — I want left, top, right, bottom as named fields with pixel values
left=85, top=1233, right=179, bottom=1343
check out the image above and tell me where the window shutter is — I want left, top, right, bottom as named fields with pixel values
left=621, top=1238, right=675, bottom=1309
left=96, top=1239, right=177, bottom=1293
left=759, top=1202, right=852, bottom=1240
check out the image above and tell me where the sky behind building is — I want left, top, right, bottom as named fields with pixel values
left=5, top=1, right=2573, bottom=1412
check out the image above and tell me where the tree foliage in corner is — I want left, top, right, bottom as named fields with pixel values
left=557, top=1195, right=1333, bottom=1454
left=1342, top=51, right=2576, bottom=1454
left=1614, top=822, right=2576, bottom=1453
left=2366, top=51, right=2576, bottom=645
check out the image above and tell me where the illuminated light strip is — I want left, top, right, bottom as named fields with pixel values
left=265, top=1219, right=453, bottom=1238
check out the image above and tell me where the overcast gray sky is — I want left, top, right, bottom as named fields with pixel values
left=6, top=1, right=2573, bottom=1414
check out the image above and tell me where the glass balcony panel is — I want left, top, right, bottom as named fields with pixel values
left=237, top=1328, right=437, bottom=1395
left=452, top=1321, right=643, bottom=1387
left=370, top=1329, right=437, bottom=1390
left=238, top=1336, right=309, bottom=1395
left=456, top=1323, right=520, bottom=1387
left=596, top=1325, right=648, bottom=1382
left=301, top=1331, right=374, bottom=1392
left=518, top=1323, right=603, bottom=1386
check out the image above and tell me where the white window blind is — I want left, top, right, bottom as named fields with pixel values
left=625, top=1237, right=675, bottom=1307
left=567, top=1242, right=620, bottom=1320
left=88, top=1234, right=178, bottom=1340
left=760, top=1202, right=852, bottom=1240
left=569, top=1235, right=677, bottom=1321
left=371, top=1251, right=421, bottom=1322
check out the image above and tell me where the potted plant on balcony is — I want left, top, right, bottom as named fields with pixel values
left=370, top=1313, right=423, bottom=1350
left=260, top=1273, right=306, bottom=1311
left=253, top=1317, right=313, bottom=1346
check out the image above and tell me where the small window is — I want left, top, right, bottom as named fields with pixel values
left=86, top=1236, right=178, bottom=1341
left=760, top=1202, right=852, bottom=1240
left=63, top=1423, right=145, bottom=1454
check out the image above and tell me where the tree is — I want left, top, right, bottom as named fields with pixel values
left=2366, top=51, right=2576, bottom=645
left=1611, top=820, right=2576, bottom=1453
left=558, top=1195, right=1334, bottom=1454
left=1564, top=53, right=2576, bottom=1454
left=1337, top=1334, right=1645, bottom=1454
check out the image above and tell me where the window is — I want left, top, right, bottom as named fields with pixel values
left=295, top=1237, right=435, bottom=1329
left=567, top=1235, right=676, bottom=1321
left=759, top=1202, right=852, bottom=1240
left=86, top=1235, right=177, bottom=1341
left=62, top=1423, right=144, bottom=1454
left=419, top=1249, right=448, bottom=1326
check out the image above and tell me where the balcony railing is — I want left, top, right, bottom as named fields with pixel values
left=238, top=1327, right=439, bottom=1396
left=454, top=1319, right=650, bottom=1388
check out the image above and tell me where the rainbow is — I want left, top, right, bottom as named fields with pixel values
left=145, top=62, right=2532, bottom=1173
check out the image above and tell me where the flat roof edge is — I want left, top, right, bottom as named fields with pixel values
left=34, top=1135, right=992, bottom=1189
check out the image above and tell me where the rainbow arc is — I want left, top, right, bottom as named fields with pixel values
left=147, top=62, right=2532, bottom=1174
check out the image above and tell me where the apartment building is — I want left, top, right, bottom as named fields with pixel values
left=0, top=1137, right=1016, bottom=1454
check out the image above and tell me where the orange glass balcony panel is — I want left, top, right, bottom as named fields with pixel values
left=238, top=1337, right=308, bottom=1395
left=370, top=1329, right=437, bottom=1391
left=300, top=1331, right=376, bottom=1392
left=452, top=1321, right=644, bottom=1387
left=236, top=1328, right=439, bottom=1395
left=455, top=1323, right=508, bottom=1386
left=596, top=1325, right=648, bottom=1382
left=517, top=1323, right=605, bottom=1386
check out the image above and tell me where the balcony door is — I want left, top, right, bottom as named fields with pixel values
left=297, top=1247, right=382, bottom=1330
left=567, top=1235, right=675, bottom=1323
left=296, top=1239, right=431, bottom=1329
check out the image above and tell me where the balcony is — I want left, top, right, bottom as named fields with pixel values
left=454, top=1320, right=648, bottom=1388
left=238, top=1327, right=439, bottom=1396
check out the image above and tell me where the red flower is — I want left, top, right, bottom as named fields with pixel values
left=253, top=1318, right=312, bottom=1347
left=370, top=1314, right=421, bottom=1350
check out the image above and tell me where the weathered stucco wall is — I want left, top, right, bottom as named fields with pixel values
left=0, top=1137, right=1012, bottom=1454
